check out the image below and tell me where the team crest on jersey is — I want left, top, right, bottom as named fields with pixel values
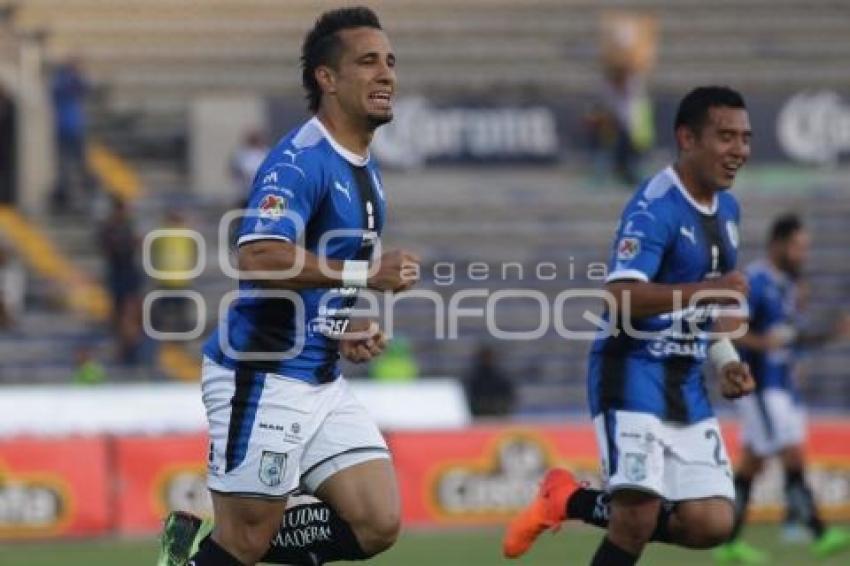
left=258, top=194, right=287, bottom=220
left=617, top=237, right=640, bottom=260
left=259, top=451, right=287, bottom=487
left=726, top=220, right=739, bottom=249
left=624, top=452, right=647, bottom=482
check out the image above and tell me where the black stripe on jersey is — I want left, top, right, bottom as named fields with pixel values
left=239, top=287, right=297, bottom=373
left=350, top=165, right=384, bottom=235
left=698, top=212, right=730, bottom=275
left=662, top=356, right=692, bottom=423
left=599, top=323, right=629, bottom=410
left=313, top=165, right=384, bottom=382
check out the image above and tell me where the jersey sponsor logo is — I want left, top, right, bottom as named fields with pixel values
left=262, top=171, right=278, bottom=185
left=680, top=225, right=697, bottom=245
left=259, top=451, right=287, bottom=487
left=258, top=194, right=287, bottom=220
left=647, top=338, right=707, bottom=359
left=623, top=452, right=648, bottom=482
left=333, top=180, right=352, bottom=202
left=617, top=237, right=640, bottom=260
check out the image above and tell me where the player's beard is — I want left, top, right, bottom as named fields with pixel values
left=366, top=111, right=393, bottom=131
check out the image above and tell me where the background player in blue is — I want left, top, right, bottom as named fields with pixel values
left=504, top=87, right=756, bottom=565
left=715, top=214, right=850, bottom=564
left=158, top=7, right=420, bottom=566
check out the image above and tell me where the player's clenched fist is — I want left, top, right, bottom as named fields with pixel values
left=715, top=271, right=748, bottom=295
left=719, top=361, right=755, bottom=399
left=368, top=249, right=420, bottom=292
left=701, top=270, right=749, bottom=306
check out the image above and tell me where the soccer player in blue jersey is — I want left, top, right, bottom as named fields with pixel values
left=157, top=7, right=420, bottom=566
left=504, top=86, right=756, bottom=565
left=714, top=214, right=850, bottom=564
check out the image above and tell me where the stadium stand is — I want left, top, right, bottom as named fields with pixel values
left=0, top=0, right=847, bottom=417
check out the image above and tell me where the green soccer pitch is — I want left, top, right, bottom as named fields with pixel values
left=1, top=524, right=847, bottom=566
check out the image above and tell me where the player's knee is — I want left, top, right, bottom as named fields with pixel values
left=608, top=494, right=659, bottom=548
left=214, top=520, right=277, bottom=563
left=352, top=507, right=401, bottom=556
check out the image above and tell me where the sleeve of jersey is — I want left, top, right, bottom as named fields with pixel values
left=605, top=206, right=672, bottom=284
left=236, top=162, right=321, bottom=247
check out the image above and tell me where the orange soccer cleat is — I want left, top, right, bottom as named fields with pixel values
left=502, top=468, right=581, bottom=558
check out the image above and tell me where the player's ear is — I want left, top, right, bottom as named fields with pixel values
left=315, top=65, right=337, bottom=96
left=675, top=124, right=696, bottom=152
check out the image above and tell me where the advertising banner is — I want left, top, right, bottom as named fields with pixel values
left=390, top=421, right=850, bottom=527
left=269, top=90, right=850, bottom=166
left=113, top=434, right=212, bottom=534
left=1, top=420, right=849, bottom=537
left=0, top=436, right=110, bottom=538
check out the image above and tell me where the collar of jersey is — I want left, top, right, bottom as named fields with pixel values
left=310, top=117, right=370, bottom=167
left=665, top=165, right=718, bottom=215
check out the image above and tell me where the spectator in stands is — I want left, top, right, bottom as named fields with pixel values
left=98, top=197, right=143, bottom=363
left=0, top=85, right=15, bottom=205
left=465, top=344, right=515, bottom=417
left=591, top=66, right=654, bottom=187
left=0, top=244, right=25, bottom=329
left=230, top=128, right=269, bottom=199
left=50, top=57, right=95, bottom=214
left=72, top=345, right=107, bottom=385
left=369, top=335, right=419, bottom=382
left=150, top=210, right=198, bottom=335
left=589, top=12, right=657, bottom=187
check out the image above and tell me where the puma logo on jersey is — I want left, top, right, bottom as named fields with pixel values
left=334, top=180, right=351, bottom=201
left=282, top=149, right=302, bottom=163
left=680, top=225, right=697, bottom=245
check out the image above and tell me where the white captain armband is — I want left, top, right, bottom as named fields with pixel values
left=342, top=260, right=369, bottom=288
left=709, top=337, right=740, bottom=369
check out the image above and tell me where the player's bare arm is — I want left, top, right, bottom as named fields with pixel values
left=606, top=270, right=748, bottom=318
left=238, top=240, right=420, bottom=292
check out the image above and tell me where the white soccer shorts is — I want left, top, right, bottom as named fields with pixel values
left=202, top=356, right=389, bottom=498
left=735, top=388, right=806, bottom=457
left=593, top=410, right=735, bottom=502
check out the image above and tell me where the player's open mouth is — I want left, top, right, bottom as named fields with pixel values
left=368, top=91, right=393, bottom=109
left=723, top=163, right=740, bottom=176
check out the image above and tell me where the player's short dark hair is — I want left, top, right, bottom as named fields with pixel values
left=301, top=6, right=382, bottom=113
left=769, top=213, right=803, bottom=244
left=674, top=86, right=746, bottom=135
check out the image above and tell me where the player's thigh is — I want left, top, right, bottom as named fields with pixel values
left=315, top=458, right=400, bottom=528
left=674, top=497, right=734, bottom=546
left=300, top=379, right=398, bottom=532
left=608, top=489, right=663, bottom=545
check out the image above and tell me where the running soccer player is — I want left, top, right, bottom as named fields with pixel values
left=714, top=214, right=850, bottom=564
left=504, top=86, right=756, bottom=565
left=157, top=7, right=419, bottom=566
